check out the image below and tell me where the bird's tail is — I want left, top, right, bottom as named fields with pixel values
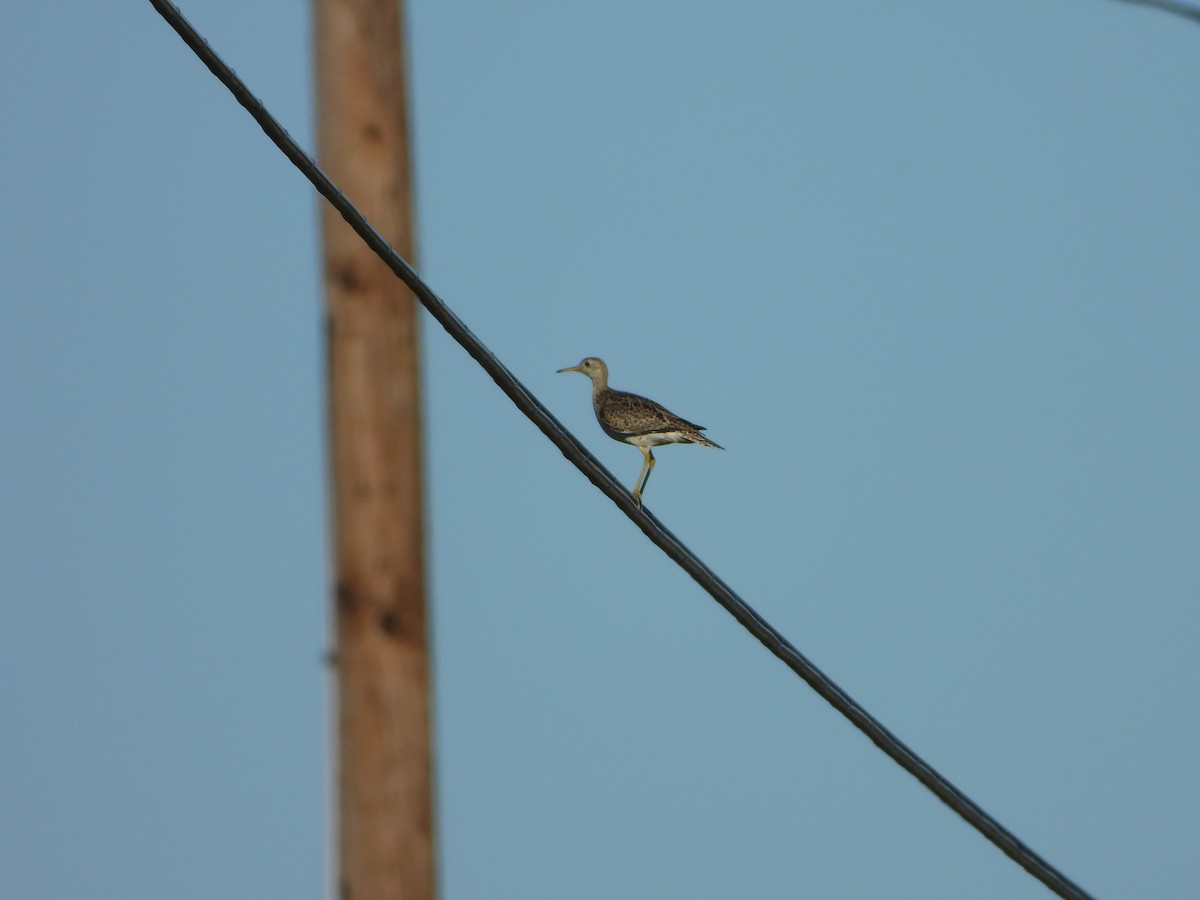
left=689, top=433, right=724, bottom=450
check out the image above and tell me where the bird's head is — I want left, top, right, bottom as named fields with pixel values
left=556, top=357, right=609, bottom=384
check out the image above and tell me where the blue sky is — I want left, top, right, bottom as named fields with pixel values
left=3, top=1, right=1198, bottom=898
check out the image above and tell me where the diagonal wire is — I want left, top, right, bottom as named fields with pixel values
left=1107, top=0, right=1200, bottom=24
left=147, top=2, right=1096, bottom=897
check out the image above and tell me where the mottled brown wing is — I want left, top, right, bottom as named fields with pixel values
left=597, top=390, right=703, bottom=436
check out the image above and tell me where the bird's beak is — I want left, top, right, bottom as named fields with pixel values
left=556, top=364, right=582, bottom=374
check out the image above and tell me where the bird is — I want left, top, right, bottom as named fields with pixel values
left=557, top=356, right=722, bottom=506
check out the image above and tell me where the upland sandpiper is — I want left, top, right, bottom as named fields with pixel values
left=557, top=357, right=722, bottom=506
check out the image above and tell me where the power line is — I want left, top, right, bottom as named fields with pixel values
left=147, top=2, right=1096, bottom=897
left=1108, top=0, right=1200, bottom=25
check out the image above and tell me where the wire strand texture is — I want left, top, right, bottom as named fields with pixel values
left=148, top=3, right=1096, bottom=897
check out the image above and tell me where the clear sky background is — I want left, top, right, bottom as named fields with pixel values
left=2, top=1, right=1198, bottom=898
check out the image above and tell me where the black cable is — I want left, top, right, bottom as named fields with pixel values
left=1109, top=0, right=1200, bottom=24
left=147, top=3, right=1096, bottom=897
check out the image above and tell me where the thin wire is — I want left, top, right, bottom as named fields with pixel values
left=147, top=3, right=1096, bottom=897
left=1108, top=0, right=1200, bottom=24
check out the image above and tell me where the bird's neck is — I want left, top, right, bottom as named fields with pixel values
left=590, top=379, right=609, bottom=411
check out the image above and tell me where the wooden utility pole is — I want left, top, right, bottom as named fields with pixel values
left=313, top=0, right=435, bottom=898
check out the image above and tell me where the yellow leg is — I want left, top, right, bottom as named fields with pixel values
left=632, top=447, right=656, bottom=507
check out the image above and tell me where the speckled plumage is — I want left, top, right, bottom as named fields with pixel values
left=594, top=388, right=719, bottom=445
left=557, top=356, right=722, bottom=505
